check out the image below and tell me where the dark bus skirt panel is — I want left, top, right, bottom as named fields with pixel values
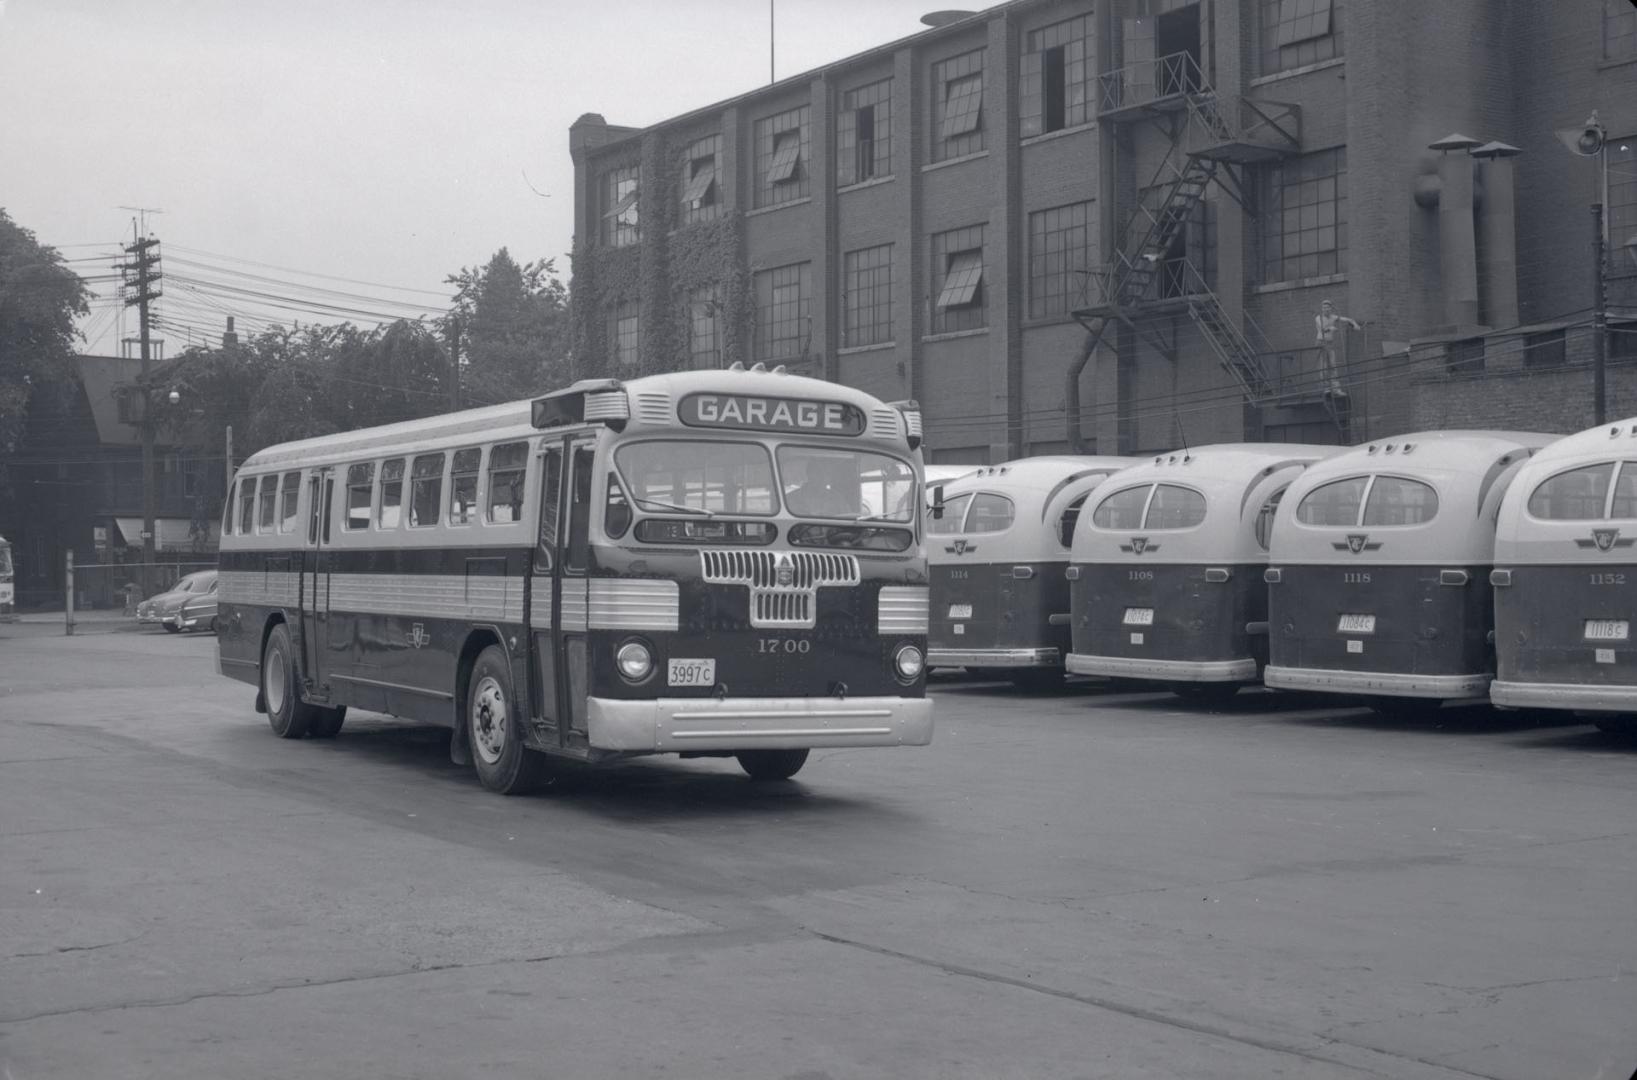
left=1492, top=564, right=1637, bottom=712
left=928, top=561, right=1069, bottom=669
left=1265, top=563, right=1494, bottom=699
left=1066, top=562, right=1266, bottom=682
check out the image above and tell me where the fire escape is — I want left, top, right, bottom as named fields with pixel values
left=1067, top=46, right=1345, bottom=446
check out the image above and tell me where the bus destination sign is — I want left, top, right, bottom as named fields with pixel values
left=678, top=393, right=866, bottom=437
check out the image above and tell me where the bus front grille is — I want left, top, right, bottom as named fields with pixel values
left=701, top=550, right=860, bottom=629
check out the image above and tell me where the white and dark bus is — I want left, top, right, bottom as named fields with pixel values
left=215, top=368, right=934, bottom=793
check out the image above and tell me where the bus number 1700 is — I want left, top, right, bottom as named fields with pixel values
left=759, top=638, right=812, bottom=654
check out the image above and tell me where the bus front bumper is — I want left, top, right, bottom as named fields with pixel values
left=926, top=647, right=1060, bottom=669
left=1491, top=680, right=1637, bottom=713
left=1264, top=665, right=1491, bottom=699
left=586, top=695, right=934, bottom=752
left=1066, top=653, right=1257, bottom=682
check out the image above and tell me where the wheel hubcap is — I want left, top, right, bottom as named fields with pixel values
left=265, top=647, right=286, bottom=715
left=472, top=676, right=507, bottom=765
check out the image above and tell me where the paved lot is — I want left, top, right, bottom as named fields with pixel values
left=2, top=626, right=1635, bottom=1079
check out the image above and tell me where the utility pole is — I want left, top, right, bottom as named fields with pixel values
left=1594, top=203, right=1609, bottom=426
left=120, top=227, right=162, bottom=596
left=224, top=425, right=234, bottom=499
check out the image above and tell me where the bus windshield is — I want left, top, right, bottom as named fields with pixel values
left=778, top=446, right=916, bottom=522
left=614, top=440, right=777, bottom=516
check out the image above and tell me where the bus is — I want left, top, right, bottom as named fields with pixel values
left=215, top=367, right=934, bottom=793
left=0, top=534, right=14, bottom=621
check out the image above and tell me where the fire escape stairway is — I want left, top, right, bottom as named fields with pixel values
left=1114, top=156, right=1216, bottom=308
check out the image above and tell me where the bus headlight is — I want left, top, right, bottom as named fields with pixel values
left=893, top=643, right=924, bottom=682
left=616, top=641, right=654, bottom=682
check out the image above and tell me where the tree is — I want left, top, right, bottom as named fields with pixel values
left=445, top=249, right=570, bottom=406
left=0, top=209, right=89, bottom=454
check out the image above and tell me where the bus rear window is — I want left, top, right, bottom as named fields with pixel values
left=346, top=463, right=374, bottom=530
left=1297, top=477, right=1367, bottom=526
left=450, top=449, right=482, bottom=524
left=965, top=493, right=1015, bottom=534
left=1528, top=463, right=1613, bottom=521
left=615, top=441, right=776, bottom=516
left=1093, top=485, right=1149, bottom=530
left=1145, top=484, right=1205, bottom=529
left=410, top=454, right=444, bottom=527
left=487, top=443, right=528, bottom=523
left=1363, top=476, right=1438, bottom=526
left=927, top=492, right=972, bottom=534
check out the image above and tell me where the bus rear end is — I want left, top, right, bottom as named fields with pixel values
left=0, top=537, right=13, bottom=621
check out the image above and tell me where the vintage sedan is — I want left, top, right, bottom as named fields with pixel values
left=135, top=569, right=218, bottom=633
left=171, top=576, right=220, bottom=633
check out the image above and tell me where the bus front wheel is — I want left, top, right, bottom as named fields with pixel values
left=736, top=748, right=809, bottom=781
left=467, top=645, right=551, bottom=795
left=263, top=622, right=320, bottom=739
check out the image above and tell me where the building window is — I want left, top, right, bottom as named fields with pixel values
left=1028, top=201, right=1093, bottom=318
left=1611, top=139, right=1636, bottom=278
left=755, top=106, right=810, bottom=208
left=1524, top=329, right=1566, bottom=368
left=679, top=134, right=722, bottom=225
left=932, top=49, right=985, bottom=163
left=1262, top=0, right=1342, bottom=76
left=1606, top=0, right=1637, bottom=62
left=931, top=224, right=986, bottom=334
left=755, top=262, right=811, bottom=362
left=843, top=244, right=894, bottom=348
left=1020, top=15, right=1091, bottom=137
left=688, top=286, right=721, bottom=369
left=609, top=302, right=640, bottom=368
left=1260, top=147, right=1347, bottom=283
left=1611, top=322, right=1637, bottom=364
left=837, top=79, right=892, bottom=186
left=599, top=163, right=640, bottom=247
left=1446, top=337, right=1485, bottom=376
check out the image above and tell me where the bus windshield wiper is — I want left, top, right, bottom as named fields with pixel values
left=633, top=496, right=715, bottom=517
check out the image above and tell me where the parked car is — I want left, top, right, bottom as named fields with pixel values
left=172, top=577, right=220, bottom=633
left=135, top=570, right=218, bottom=633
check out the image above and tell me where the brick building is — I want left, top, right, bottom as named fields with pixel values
left=568, top=0, right=1637, bottom=464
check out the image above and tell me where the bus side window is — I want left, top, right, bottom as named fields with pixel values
left=308, top=476, right=321, bottom=544
left=536, top=446, right=564, bottom=571
left=322, top=478, right=334, bottom=544
left=1255, top=486, right=1288, bottom=551
left=566, top=444, right=594, bottom=573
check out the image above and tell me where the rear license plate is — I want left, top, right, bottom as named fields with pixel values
left=1123, top=607, right=1154, bottom=626
left=667, top=658, right=716, bottom=687
left=1585, top=619, right=1630, bottom=641
left=1338, top=614, right=1376, bottom=634
left=948, top=604, right=973, bottom=619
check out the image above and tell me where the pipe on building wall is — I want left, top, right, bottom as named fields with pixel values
left=1064, top=329, right=1099, bottom=453
left=1473, top=142, right=1522, bottom=330
left=1430, top=134, right=1482, bottom=328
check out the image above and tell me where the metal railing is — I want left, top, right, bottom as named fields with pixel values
left=1097, top=51, right=1207, bottom=113
left=1182, top=94, right=1302, bottom=156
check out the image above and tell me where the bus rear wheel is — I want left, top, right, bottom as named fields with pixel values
left=467, top=645, right=551, bottom=795
left=262, top=622, right=320, bottom=739
left=736, top=748, right=809, bottom=781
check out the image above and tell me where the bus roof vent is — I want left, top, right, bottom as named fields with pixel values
left=772, top=364, right=788, bottom=375
left=750, top=362, right=767, bottom=372
left=729, top=361, right=746, bottom=372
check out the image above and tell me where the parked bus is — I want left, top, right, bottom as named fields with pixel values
left=216, top=367, right=934, bottom=792
left=1490, top=419, right=1637, bottom=731
left=0, top=534, right=14, bottom=621
left=1264, top=432, right=1552, bottom=716
left=926, top=456, right=1134, bottom=688
left=1066, top=444, right=1340, bottom=704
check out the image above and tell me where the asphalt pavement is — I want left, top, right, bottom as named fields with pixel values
left=2, top=626, right=1635, bottom=1079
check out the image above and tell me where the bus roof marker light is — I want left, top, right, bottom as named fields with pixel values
left=750, top=362, right=767, bottom=372
left=772, top=364, right=788, bottom=375
left=729, top=362, right=746, bottom=371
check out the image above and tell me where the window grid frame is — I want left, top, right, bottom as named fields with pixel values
left=932, top=49, right=986, bottom=162
left=1610, top=139, right=1637, bottom=279
left=599, top=162, right=640, bottom=248
left=754, top=105, right=811, bottom=209
left=687, top=285, right=721, bottom=369
left=843, top=244, right=895, bottom=348
left=679, top=133, right=722, bottom=226
left=931, top=224, right=987, bottom=334
left=837, top=78, right=893, bottom=186
left=1028, top=201, right=1093, bottom=319
left=609, top=300, right=641, bottom=368
left=1259, top=147, right=1347, bottom=284
left=1261, top=0, right=1342, bottom=76
left=754, top=262, right=812, bottom=363
left=1019, top=15, right=1092, bottom=138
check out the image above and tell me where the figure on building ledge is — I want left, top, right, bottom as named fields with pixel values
left=1315, top=299, right=1361, bottom=397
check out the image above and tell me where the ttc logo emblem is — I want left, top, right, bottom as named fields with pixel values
left=1577, top=528, right=1636, bottom=552
left=408, top=623, right=430, bottom=649
left=1333, top=534, right=1382, bottom=554
left=945, top=539, right=977, bottom=555
left=1121, top=537, right=1158, bottom=556
left=774, top=554, right=795, bottom=587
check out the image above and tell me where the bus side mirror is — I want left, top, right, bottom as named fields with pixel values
left=930, top=485, right=946, bottom=521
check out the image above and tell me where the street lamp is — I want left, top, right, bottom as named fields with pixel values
left=1556, top=111, right=1610, bottom=424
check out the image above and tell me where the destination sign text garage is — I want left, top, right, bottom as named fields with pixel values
left=678, top=393, right=866, bottom=436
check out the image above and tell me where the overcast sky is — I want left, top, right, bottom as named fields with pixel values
left=0, top=0, right=954, bottom=354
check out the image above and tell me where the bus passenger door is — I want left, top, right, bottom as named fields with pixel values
left=301, top=470, right=334, bottom=698
left=530, top=442, right=565, bottom=736
left=555, top=437, right=597, bottom=743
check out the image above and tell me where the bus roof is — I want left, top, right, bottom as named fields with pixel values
left=238, top=369, right=913, bottom=473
